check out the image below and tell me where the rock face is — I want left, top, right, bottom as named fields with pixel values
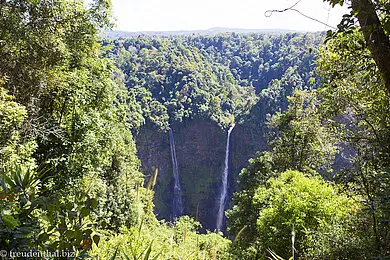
left=135, top=117, right=267, bottom=231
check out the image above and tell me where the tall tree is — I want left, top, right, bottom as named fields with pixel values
left=0, top=0, right=147, bottom=250
left=325, top=0, right=390, bottom=94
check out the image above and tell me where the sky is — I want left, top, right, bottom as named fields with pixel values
left=110, top=0, right=349, bottom=32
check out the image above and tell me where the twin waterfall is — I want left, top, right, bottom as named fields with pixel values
left=216, top=123, right=235, bottom=232
left=169, top=124, right=235, bottom=231
left=169, top=128, right=183, bottom=219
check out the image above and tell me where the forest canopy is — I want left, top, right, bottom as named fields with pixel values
left=1, top=0, right=390, bottom=259
left=103, top=33, right=321, bottom=129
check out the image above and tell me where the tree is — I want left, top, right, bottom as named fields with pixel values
left=316, top=28, right=390, bottom=254
left=325, top=0, right=390, bottom=94
left=253, top=170, right=365, bottom=259
left=226, top=152, right=276, bottom=259
left=0, top=0, right=148, bottom=251
left=0, top=83, right=36, bottom=171
left=110, top=33, right=320, bottom=130
left=267, top=90, right=338, bottom=175
left=267, top=0, right=390, bottom=93
left=351, top=0, right=390, bottom=93
left=227, top=89, right=341, bottom=258
left=229, top=170, right=366, bottom=259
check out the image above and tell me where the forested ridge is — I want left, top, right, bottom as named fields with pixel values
left=103, top=33, right=322, bottom=231
left=105, top=33, right=320, bottom=128
left=1, top=0, right=390, bottom=259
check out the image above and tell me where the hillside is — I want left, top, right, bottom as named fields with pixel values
left=2, top=0, right=390, bottom=258
left=103, top=32, right=323, bottom=230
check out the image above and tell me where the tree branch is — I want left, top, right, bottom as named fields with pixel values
left=265, top=0, right=337, bottom=30
left=351, top=0, right=390, bottom=94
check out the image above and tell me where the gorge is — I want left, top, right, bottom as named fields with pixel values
left=112, top=32, right=323, bottom=231
left=3, top=0, right=390, bottom=257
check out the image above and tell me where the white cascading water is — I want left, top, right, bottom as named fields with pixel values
left=216, top=123, right=235, bottom=232
left=169, top=128, right=183, bottom=219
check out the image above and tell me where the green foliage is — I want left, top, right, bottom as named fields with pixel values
left=91, top=216, right=231, bottom=259
left=267, top=90, right=338, bottom=175
left=0, top=165, right=41, bottom=249
left=228, top=89, right=338, bottom=257
left=325, top=0, right=390, bottom=93
left=254, top=170, right=364, bottom=259
left=0, top=85, right=36, bottom=171
left=316, top=28, right=390, bottom=255
left=39, top=191, right=100, bottom=253
left=230, top=170, right=366, bottom=259
left=3, top=0, right=390, bottom=258
left=0, top=164, right=100, bottom=254
left=228, top=25, right=390, bottom=259
left=0, top=0, right=148, bottom=254
left=227, top=152, right=276, bottom=256
left=106, top=33, right=321, bottom=130
left=0, top=0, right=142, bottom=188
left=115, top=35, right=257, bottom=128
left=116, top=33, right=322, bottom=229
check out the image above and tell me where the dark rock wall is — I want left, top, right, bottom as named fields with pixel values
left=135, top=118, right=266, bottom=230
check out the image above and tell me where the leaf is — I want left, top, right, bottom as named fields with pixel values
left=73, top=229, right=84, bottom=245
left=92, top=234, right=100, bottom=246
left=85, top=198, right=98, bottom=209
left=352, top=10, right=359, bottom=16
left=80, top=207, right=91, bottom=218
left=14, top=165, right=23, bottom=187
left=3, top=174, right=15, bottom=189
left=138, top=216, right=144, bottom=239
left=22, top=167, right=31, bottom=188
left=151, top=251, right=162, bottom=260
left=2, top=214, right=19, bottom=229
left=37, top=232, right=50, bottom=243
left=64, top=230, right=74, bottom=240
left=123, top=252, right=131, bottom=260
left=109, top=248, right=119, bottom=260
left=14, top=226, right=35, bottom=238
left=267, top=249, right=286, bottom=260
left=90, top=198, right=98, bottom=209
left=143, top=241, right=153, bottom=260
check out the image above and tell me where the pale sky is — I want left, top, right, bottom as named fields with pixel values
left=110, top=0, right=349, bottom=32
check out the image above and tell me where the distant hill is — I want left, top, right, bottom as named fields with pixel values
left=101, top=27, right=300, bottom=39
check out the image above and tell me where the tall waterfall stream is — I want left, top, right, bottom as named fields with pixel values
left=169, top=128, right=183, bottom=218
left=216, top=123, right=235, bottom=232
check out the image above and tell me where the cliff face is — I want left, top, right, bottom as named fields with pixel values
left=135, top=118, right=266, bottom=230
left=109, top=32, right=321, bottom=231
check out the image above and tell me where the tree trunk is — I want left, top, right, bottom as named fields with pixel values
left=351, top=0, right=390, bottom=94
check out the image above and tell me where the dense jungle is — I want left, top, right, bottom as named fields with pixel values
left=1, top=0, right=390, bottom=259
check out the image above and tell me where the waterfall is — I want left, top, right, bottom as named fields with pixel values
left=169, top=128, right=183, bottom=219
left=216, top=123, right=235, bottom=232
